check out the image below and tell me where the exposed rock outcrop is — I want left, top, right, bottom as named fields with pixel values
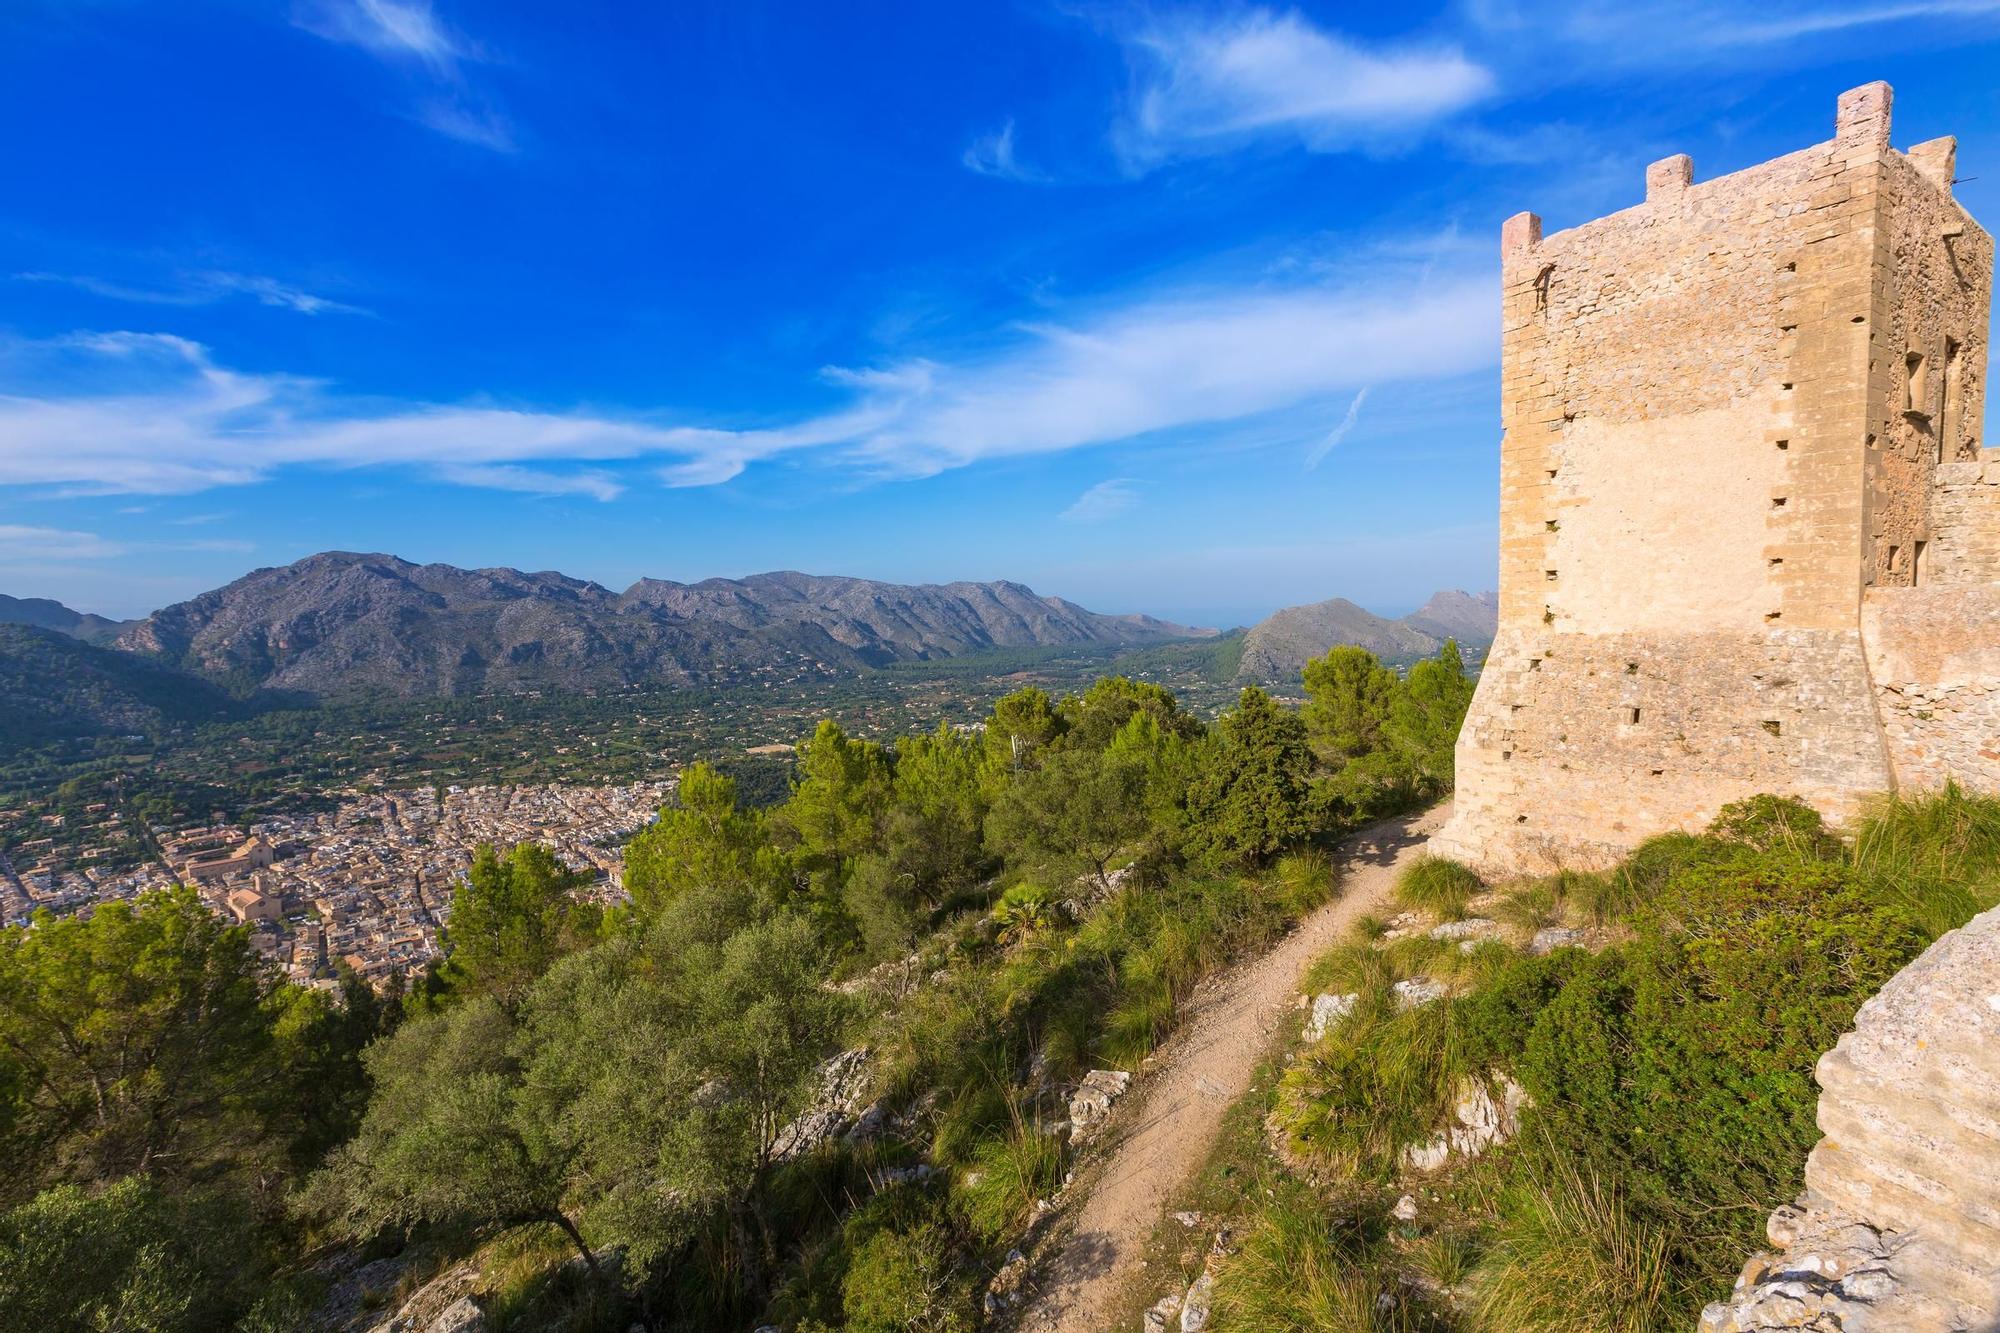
left=1703, top=903, right=2000, bottom=1332
left=1067, top=1069, right=1133, bottom=1143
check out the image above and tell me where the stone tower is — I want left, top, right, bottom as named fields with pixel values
left=1430, top=82, right=2000, bottom=875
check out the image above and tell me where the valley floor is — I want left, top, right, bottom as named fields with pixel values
left=1009, top=802, right=1451, bottom=1332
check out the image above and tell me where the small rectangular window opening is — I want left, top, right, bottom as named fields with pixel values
left=1623, top=706, right=1641, bottom=725
left=1625, top=662, right=1638, bottom=675
left=1772, top=496, right=1788, bottom=509
left=1545, top=519, right=1559, bottom=532
left=1769, top=557, right=1784, bottom=568
left=1765, top=611, right=1783, bottom=623
left=1775, top=438, right=1790, bottom=451
left=1914, top=539, right=1929, bottom=587
left=1762, top=720, right=1782, bottom=737
left=1545, top=568, right=1558, bottom=582
left=1888, top=543, right=1901, bottom=576
left=1528, top=658, right=1542, bottom=672
left=1905, top=350, right=1927, bottom=414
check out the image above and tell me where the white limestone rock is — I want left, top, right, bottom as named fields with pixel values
left=1304, top=992, right=1358, bottom=1041
left=1069, top=1069, right=1133, bottom=1143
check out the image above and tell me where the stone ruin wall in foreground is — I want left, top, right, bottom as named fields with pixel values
left=1430, top=82, right=2000, bottom=875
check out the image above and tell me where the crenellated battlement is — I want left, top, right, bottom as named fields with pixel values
left=1432, top=82, right=1999, bottom=874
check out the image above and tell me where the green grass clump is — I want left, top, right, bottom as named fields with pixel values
left=1472, top=1156, right=1675, bottom=1332
left=1394, top=856, right=1482, bottom=921
left=1850, top=782, right=2000, bottom=938
left=1270, top=848, right=1339, bottom=916
left=954, top=1126, right=1064, bottom=1245
left=1213, top=1178, right=1446, bottom=1332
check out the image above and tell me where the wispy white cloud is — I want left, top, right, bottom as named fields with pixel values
left=0, top=252, right=1495, bottom=500
left=0, top=525, right=126, bottom=560
left=1108, top=7, right=1494, bottom=170
left=1061, top=478, right=1142, bottom=522
left=297, top=0, right=469, bottom=73
left=1305, top=386, right=1368, bottom=469
left=15, top=269, right=369, bottom=316
left=434, top=464, right=625, bottom=501
left=1463, top=0, right=2000, bottom=65
left=963, top=120, right=1050, bottom=183
left=297, top=0, right=516, bottom=151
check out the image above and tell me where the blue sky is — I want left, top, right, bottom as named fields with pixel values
left=2, top=2, right=1997, bottom=627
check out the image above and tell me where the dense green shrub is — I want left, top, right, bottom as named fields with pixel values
left=1517, top=852, right=1926, bottom=1286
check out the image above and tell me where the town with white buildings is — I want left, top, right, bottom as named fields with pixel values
left=0, top=780, right=675, bottom=989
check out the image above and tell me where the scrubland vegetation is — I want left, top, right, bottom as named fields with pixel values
left=1210, top=785, right=2000, bottom=1332
left=0, top=644, right=1473, bottom=1331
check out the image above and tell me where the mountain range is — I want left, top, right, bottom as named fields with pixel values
left=92, top=552, right=1210, bottom=698
left=2, top=553, right=1495, bottom=717
left=1233, top=589, right=1498, bottom=684
left=0, top=593, right=134, bottom=646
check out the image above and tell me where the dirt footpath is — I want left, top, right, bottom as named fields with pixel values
left=1010, top=802, right=1450, bottom=1333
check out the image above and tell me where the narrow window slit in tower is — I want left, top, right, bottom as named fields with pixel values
left=1905, top=351, right=1927, bottom=414
left=1624, top=707, right=1641, bottom=725
left=1545, top=568, right=1558, bottom=582
left=1914, top=539, right=1929, bottom=586
left=1762, top=720, right=1782, bottom=737
left=1941, top=337, right=1962, bottom=460
left=1775, top=438, right=1789, bottom=451
left=1887, top=544, right=1900, bottom=576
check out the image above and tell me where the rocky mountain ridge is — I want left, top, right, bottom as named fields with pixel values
left=112, top=552, right=1214, bottom=699
left=1234, top=588, right=1497, bottom=684
left=0, top=593, right=133, bottom=646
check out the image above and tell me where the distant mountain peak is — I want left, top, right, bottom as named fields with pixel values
left=1234, top=589, right=1497, bottom=684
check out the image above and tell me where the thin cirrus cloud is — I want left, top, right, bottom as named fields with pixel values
left=0, top=260, right=1495, bottom=501
left=962, top=120, right=1051, bottom=183
left=15, top=269, right=369, bottom=316
left=296, top=0, right=515, bottom=152
left=1061, top=478, right=1142, bottom=523
left=1108, top=7, right=1495, bottom=170
left=1304, top=386, right=1368, bottom=470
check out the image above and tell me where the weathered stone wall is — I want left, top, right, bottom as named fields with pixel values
left=1862, top=585, right=2000, bottom=793
left=1703, top=903, right=2000, bottom=1332
left=1433, top=83, right=1996, bottom=875
left=1930, top=448, right=2000, bottom=584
